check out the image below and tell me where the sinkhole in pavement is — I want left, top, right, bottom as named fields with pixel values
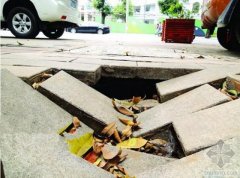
left=93, top=77, right=162, bottom=100
left=30, top=70, right=187, bottom=159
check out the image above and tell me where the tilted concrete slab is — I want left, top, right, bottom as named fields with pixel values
left=227, top=74, right=240, bottom=81
left=1, top=58, right=101, bottom=85
left=174, top=99, right=240, bottom=155
left=0, top=65, right=50, bottom=81
left=134, top=84, right=230, bottom=137
left=120, top=149, right=174, bottom=176
left=0, top=69, right=112, bottom=178
left=137, top=137, right=240, bottom=178
left=39, top=71, right=128, bottom=132
left=156, top=66, right=240, bottom=102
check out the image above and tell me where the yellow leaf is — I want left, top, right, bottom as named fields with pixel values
left=66, top=132, right=93, bottom=157
left=117, top=138, right=148, bottom=149
left=112, top=98, right=133, bottom=108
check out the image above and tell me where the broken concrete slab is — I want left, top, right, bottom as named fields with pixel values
left=39, top=71, right=128, bottom=132
left=174, top=99, right=240, bottom=155
left=137, top=137, right=240, bottom=178
left=0, top=69, right=112, bottom=178
left=0, top=65, right=51, bottom=81
left=134, top=84, right=230, bottom=137
left=1, top=58, right=101, bottom=85
left=156, top=66, right=240, bottom=102
left=0, top=69, right=92, bottom=134
left=120, top=149, right=174, bottom=176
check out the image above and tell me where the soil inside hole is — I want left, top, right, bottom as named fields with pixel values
left=93, top=77, right=163, bottom=99
left=143, top=124, right=185, bottom=159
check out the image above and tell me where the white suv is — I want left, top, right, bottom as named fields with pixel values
left=0, top=0, right=79, bottom=39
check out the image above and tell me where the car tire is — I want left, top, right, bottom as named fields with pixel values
left=71, top=28, right=76, bottom=33
left=7, top=7, right=40, bottom=39
left=97, top=29, right=103, bottom=34
left=42, top=28, right=64, bottom=39
left=217, top=26, right=240, bottom=51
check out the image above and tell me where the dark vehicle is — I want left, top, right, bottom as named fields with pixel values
left=201, top=0, right=240, bottom=51
left=67, top=22, right=110, bottom=34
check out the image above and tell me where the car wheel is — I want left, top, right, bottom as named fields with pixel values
left=42, top=28, right=64, bottom=39
left=7, top=7, right=39, bottom=39
left=217, top=26, right=240, bottom=51
left=71, top=28, right=76, bottom=33
left=97, top=29, right=103, bottom=34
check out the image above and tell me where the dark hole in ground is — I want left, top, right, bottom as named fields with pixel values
left=93, top=77, right=163, bottom=100
left=143, top=124, right=185, bottom=159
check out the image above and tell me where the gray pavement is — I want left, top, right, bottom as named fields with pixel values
left=0, top=69, right=113, bottom=178
left=1, top=31, right=240, bottom=177
left=134, top=84, right=230, bottom=137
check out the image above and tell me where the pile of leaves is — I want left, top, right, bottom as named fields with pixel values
left=58, top=96, right=175, bottom=177
left=220, top=77, right=240, bottom=100
left=59, top=118, right=135, bottom=177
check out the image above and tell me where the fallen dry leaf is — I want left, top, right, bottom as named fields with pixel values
left=116, top=106, right=135, bottom=117
left=102, top=144, right=121, bottom=160
left=101, top=122, right=116, bottom=137
left=32, top=82, right=40, bottom=89
left=132, top=96, right=142, bottom=104
left=117, top=138, right=148, bottom=149
left=93, top=141, right=104, bottom=155
left=149, top=138, right=167, bottom=146
left=114, top=129, right=122, bottom=143
left=121, top=125, right=132, bottom=139
left=118, top=118, right=135, bottom=126
left=73, top=117, right=81, bottom=128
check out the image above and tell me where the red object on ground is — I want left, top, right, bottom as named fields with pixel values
left=84, top=151, right=99, bottom=163
left=163, top=19, right=195, bottom=44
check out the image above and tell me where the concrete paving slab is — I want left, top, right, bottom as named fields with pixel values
left=174, top=99, right=240, bottom=155
left=0, top=69, right=112, bottom=178
left=1, top=58, right=101, bottom=85
left=120, top=149, right=174, bottom=176
left=0, top=66, right=50, bottom=80
left=0, top=133, right=113, bottom=178
left=0, top=69, right=92, bottom=134
left=137, top=137, right=240, bottom=178
left=134, top=84, right=230, bottom=137
left=39, top=71, right=128, bottom=132
left=227, top=74, right=240, bottom=82
left=156, top=66, right=240, bottom=102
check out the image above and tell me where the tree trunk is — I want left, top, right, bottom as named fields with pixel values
left=101, top=13, right=106, bottom=24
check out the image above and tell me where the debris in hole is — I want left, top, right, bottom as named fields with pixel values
left=32, top=72, right=53, bottom=89
left=219, top=77, right=240, bottom=100
left=112, top=96, right=156, bottom=117
left=63, top=124, right=134, bottom=177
